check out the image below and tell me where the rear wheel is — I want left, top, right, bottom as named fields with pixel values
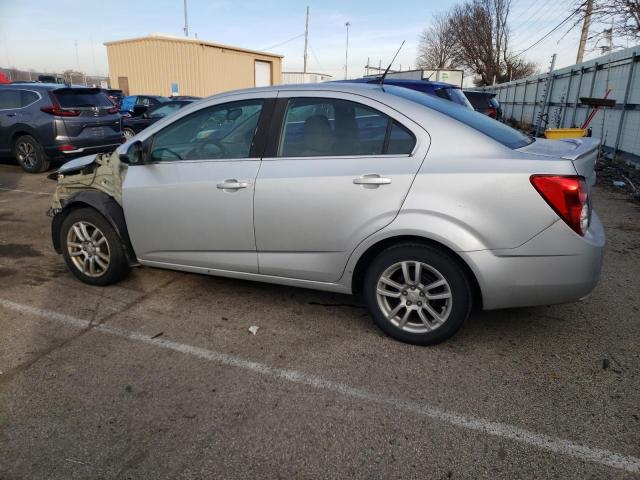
left=60, top=208, right=130, bottom=286
left=123, top=127, right=135, bottom=139
left=363, top=243, right=472, bottom=345
left=13, top=135, right=50, bottom=173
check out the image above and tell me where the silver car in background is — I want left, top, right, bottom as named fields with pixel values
left=49, top=83, right=605, bottom=345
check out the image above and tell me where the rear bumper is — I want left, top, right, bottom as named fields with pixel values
left=463, top=212, right=605, bottom=310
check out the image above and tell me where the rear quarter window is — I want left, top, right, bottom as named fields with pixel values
left=21, top=91, right=39, bottom=107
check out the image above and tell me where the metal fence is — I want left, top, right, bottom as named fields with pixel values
left=479, top=46, right=640, bottom=162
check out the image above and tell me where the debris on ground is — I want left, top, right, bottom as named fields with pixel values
left=596, top=156, right=640, bottom=202
left=248, top=325, right=259, bottom=335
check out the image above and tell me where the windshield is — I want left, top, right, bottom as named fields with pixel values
left=387, top=85, right=532, bottom=149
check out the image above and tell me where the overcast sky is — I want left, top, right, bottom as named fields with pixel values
left=0, top=0, right=621, bottom=82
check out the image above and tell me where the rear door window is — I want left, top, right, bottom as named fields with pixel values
left=53, top=88, right=113, bottom=108
left=0, top=89, right=21, bottom=109
left=277, top=97, right=415, bottom=157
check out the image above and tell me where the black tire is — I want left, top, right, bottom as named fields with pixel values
left=13, top=135, right=50, bottom=173
left=123, top=127, right=136, bottom=139
left=60, top=207, right=130, bottom=286
left=363, top=243, right=472, bottom=345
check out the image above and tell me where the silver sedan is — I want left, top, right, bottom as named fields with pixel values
left=50, top=83, right=605, bottom=345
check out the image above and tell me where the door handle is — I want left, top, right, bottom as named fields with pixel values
left=353, top=174, right=392, bottom=186
left=217, top=179, right=249, bottom=190
left=6, top=113, right=17, bottom=117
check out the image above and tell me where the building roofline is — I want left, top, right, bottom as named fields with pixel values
left=103, top=34, right=284, bottom=58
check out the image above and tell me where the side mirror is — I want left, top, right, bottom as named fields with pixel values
left=119, top=140, right=145, bottom=165
left=142, top=112, right=149, bottom=119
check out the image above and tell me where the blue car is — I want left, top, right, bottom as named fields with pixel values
left=336, top=78, right=473, bottom=109
left=119, top=95, right=169, bottom=116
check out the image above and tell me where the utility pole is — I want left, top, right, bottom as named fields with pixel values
left=576, top=0, right=592, bottom=64
left=303, top=6, right=309, bottom=73
left=344, top=22, right=350, bottom=80
left=183, top=0, right=189, bottom=37
left=74, top=40, right=80, bottom=71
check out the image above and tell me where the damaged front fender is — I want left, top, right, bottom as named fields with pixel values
left=50, top=152, right=137, bottom=264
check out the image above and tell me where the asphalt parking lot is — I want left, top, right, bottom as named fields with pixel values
left=0, top=160, right=639, bottom=479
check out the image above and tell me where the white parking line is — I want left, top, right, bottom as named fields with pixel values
left=1, top=297, right=639, bottom=474
left=0, top=186, right=51, bottom=196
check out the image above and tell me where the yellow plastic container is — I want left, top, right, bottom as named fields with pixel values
left=543, top=128, right=587, bottom=140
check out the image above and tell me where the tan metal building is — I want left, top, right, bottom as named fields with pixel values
left=104, top=34, right=283, bottom=97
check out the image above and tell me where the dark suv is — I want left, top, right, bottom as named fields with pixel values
left=463, top=91, right=503, bottom=120
left=0, top=83, right=123, bottom=172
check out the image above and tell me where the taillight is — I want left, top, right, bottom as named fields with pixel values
left=531, top=175, right=589, bottom=236
left=41, top=105, right=81, bottom=116
left=40, top=92, right=80, bottom=117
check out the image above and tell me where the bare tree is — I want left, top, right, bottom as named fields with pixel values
left=578, top=0, right=640, bottom=40
left=416, top=12, right=458, bottom=69
left=420, top=0, right=536, bottom=85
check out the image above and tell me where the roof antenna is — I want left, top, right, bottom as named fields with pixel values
left=378, top=40, right=405, bottom=88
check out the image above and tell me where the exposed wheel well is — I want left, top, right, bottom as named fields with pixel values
left=51, top=196, right=137, bottom=265
left=11, top=131, right=34, bottom=148
left=351, top=235, right=483, bottom=310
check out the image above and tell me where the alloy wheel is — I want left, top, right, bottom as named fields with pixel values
left=66, top=221, right=111, bottom=277
left=16, top=141, right=37, bottom=168
left=376, top=260, right=452, bottom=334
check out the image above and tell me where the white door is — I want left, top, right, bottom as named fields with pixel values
left=123, top=97, right=269, bottom=273
left=254, top=94, right=428, bottom=282
left=255, top=61, right=272, bottom=87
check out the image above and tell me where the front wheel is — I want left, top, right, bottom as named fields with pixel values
left=123, top=127, right=135, bottom=139
left=363, top=244, right=472, bottom=345
left=60, top=208, right=130, bottom=286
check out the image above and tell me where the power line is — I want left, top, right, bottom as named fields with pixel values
left=262, top=33, right=305, bottom=51
left=513, top=0, right=587, bottom=57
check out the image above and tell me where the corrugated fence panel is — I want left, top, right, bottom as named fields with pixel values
left=478, top=46, right=640, bottom=160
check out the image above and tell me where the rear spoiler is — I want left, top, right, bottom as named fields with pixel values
left=558, top=137, right=600, bottom=188
left=557, top=137, right=599, bottom=161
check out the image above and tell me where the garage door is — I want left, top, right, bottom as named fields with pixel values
left=255, top=61, right=272, bottom=87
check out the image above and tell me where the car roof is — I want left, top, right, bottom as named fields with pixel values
left=1, top=82, right=62, bottom=90
left=463, top=90, right=496, bottom=97
left=335, top=78, right=458, bottom=89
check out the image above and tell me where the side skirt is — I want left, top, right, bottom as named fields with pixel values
left=138, top=259, right=353, bottom=295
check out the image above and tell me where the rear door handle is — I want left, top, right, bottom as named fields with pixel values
left=217, top=179, right=249, bottom=190
left=353, top=174, right=392, bottom=186
left=6, top=113, right=17, bottom=117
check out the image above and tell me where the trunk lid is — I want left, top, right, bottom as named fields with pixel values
left=52, top=88, right=121, bottom=139
left=517, top=137, right=599, bottom=188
